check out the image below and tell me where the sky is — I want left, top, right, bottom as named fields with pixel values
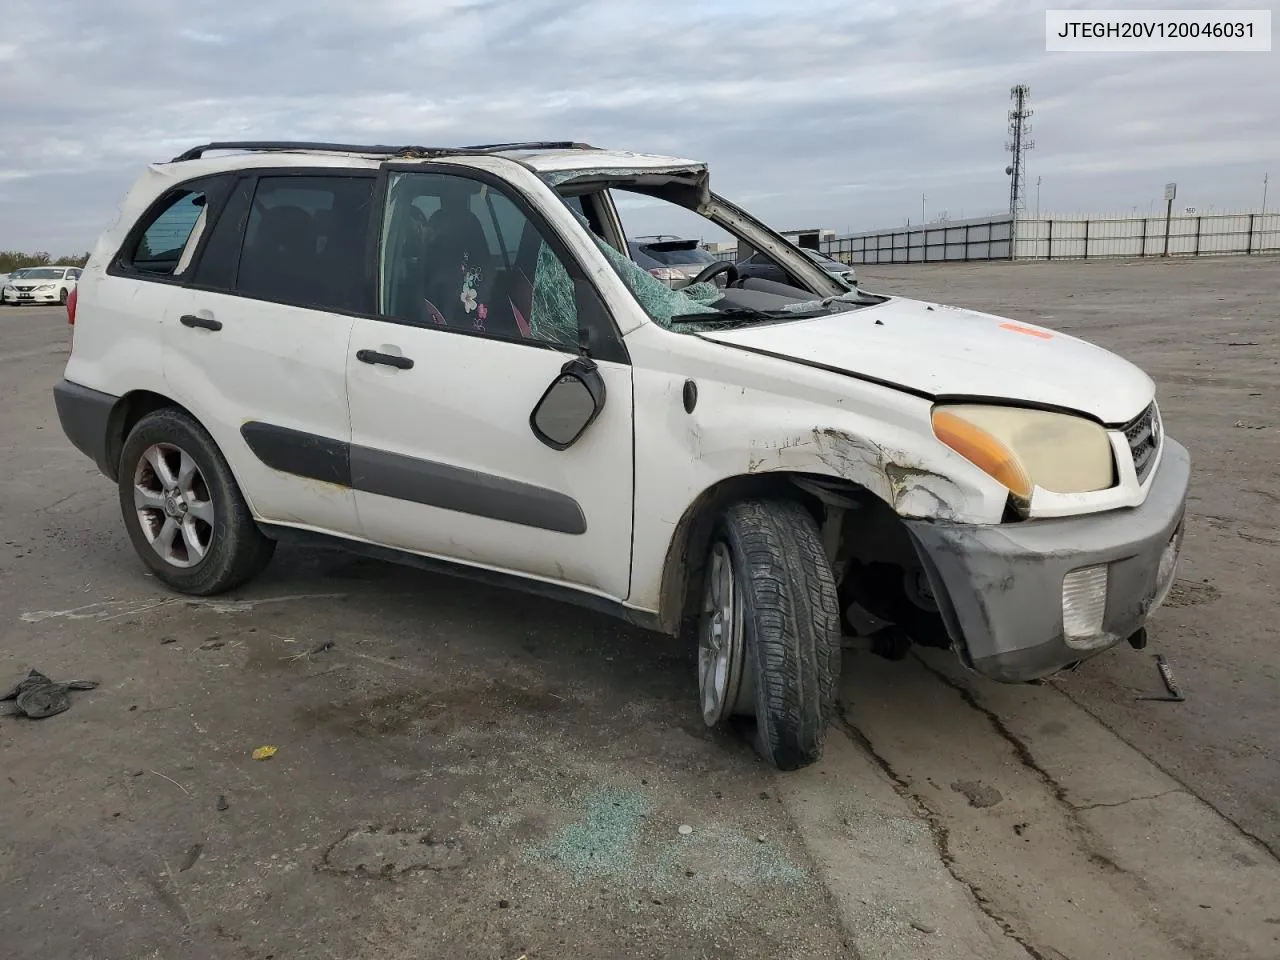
left=1, top=0, right=1277, bottom=254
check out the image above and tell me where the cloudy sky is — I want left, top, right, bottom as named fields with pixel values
left=1, top=0, right=1277, bottom=254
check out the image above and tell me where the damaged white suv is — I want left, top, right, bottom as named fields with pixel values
left=55, top=141, right=1189, bottom=771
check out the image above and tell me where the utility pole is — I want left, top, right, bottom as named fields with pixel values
left=922, top=192, right=927, bottom=225
left=1005, top=84, right=1035, bottom=220
left=1035, top=176, right=1042, bottom=218
left=1263, top=172, right=1270, bottom=214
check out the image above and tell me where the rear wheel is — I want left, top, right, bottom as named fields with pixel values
left=118, top=408, right=274, bottom=595
left=697, top=499, right=841, bottom=771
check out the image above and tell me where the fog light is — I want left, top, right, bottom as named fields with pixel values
left=1062, top=565, right=1108, bottom=642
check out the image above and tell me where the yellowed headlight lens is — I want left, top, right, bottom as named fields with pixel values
left=931, top=408, right=1033, bottom=498
left=931, top=405, right=1114, bottom=497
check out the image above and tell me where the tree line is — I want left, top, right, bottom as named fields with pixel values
left=1, top=250, right=91, bottom=273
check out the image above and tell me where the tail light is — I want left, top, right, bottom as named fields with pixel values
left=648, top=267, right=681, bottom=281
left=66, top=285, right=78, bottom=325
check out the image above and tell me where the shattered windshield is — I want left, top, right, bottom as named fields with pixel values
left=548, top=177, right=877, bottom=334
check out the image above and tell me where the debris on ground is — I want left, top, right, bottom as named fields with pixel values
left=1136, top=653, right=1186, bottom=702
left=284, top=640, right=335, bottom=663
left=179, top=843, right=203, bottom=872
left=0, top=669, right=99, bottom=719
left=216, top=794, right=230, bottom=812
left=252, top=745, right=278, bottom=761
left=199, top=639, right=225, bottom=651
left=678, top=824, right=693, bottom=836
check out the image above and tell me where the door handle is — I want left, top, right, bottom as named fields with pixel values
left=357, top=349, right=414, bottom=370
left=180, top=314, right=222, bottom=331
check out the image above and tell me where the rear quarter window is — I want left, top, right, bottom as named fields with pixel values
left=133, top=192, right=208, bottom=274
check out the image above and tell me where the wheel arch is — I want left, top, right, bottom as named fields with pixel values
left=105, top=390, right=211, bottom=483
left=655, top=470, right=863, bottom=637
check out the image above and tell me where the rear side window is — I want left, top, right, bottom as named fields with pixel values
left=234, top=175, right=375, bottom=312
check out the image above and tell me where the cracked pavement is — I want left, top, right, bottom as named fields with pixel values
left=3, top=258, right=1280, bottom=960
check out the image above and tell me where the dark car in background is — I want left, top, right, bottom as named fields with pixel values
left=737, top=248, right=857, bottom=289
left=627, top=235, right=719, bottom=289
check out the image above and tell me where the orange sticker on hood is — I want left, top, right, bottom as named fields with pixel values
left=999, top=322, right=1054, bottom=339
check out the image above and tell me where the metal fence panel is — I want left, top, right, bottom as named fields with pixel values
left=709, top=210, right=1280, bottom=264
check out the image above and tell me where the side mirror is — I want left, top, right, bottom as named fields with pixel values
left=530, top=356, right=607, bottom=451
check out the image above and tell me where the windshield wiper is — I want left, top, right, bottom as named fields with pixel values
left=669, top=306, right=829, bottom=326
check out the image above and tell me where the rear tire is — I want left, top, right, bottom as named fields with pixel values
left=700, top=498, right=841, bottom=771
left=118, top=408, right=274, bottom=595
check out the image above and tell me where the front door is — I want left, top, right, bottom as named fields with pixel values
left=345, top=167, right=634, bottom=599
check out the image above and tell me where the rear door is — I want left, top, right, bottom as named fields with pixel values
left=162, top=170, right=377, bottom=536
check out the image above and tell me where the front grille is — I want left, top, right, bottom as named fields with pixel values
left=1123, top=403, right=1161, bottom=483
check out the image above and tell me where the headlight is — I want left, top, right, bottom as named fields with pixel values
left=35, top=283, right=54, bottom=291
left=931, top=404, right=1114, bottom=500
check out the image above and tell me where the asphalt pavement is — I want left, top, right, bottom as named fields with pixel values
left=1, top=266, right=1277, bottom=960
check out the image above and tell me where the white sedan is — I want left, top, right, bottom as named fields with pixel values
left=2, top=266, right=81, bottom=305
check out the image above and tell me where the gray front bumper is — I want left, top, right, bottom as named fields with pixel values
left=905, top=438, right=1191, bottom=683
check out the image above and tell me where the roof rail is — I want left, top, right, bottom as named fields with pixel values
left=170, top=140, right=599, bottom=163
left=459, top=140, right=597, bottom=152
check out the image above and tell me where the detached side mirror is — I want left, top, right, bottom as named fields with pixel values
left=530, top=356, right=607, bottom=451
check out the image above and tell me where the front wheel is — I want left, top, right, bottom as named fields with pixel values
left=118, top=408, right=275, bottom=595
left=697, top=498, right=841, bottom=771
left=58, top=288, right=68, bottom=305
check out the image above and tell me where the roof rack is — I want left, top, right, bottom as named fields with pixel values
left=170, top=140, right=599, bottom=163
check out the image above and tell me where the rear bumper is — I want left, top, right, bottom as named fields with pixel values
left=54, top=379, right=119, bottom=478
left=905, top=438, right=1191, bottom=683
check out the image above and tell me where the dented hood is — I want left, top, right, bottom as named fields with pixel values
left=699, top=296, right=1155, bottom=426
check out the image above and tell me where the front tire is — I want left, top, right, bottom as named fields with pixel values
left=118, top=408, right=274, bottom=595
left=698, top=498, right=841, bottom=771
left=58, top=288, right=68, bottom=305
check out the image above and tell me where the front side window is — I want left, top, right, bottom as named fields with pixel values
left=235, top=175, right=375, bottom=312
left=378, top=171, right=581, bottom=348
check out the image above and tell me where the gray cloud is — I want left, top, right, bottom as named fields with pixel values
left=1, top=0, right=1276, bottom=251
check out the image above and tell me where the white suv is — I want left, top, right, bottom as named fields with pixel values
left=3, top=265, right=80, bottom=305
left=54, top=140, right=1189, bottom=771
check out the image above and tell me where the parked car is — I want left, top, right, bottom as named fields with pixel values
left=54, top=140, right=1188, bottom=772
left=2, top=265, right=81, bottom=305
left=627, top=235, right=720, bottom=289
left=0, top=267, right=31, bottom=293
left=737, top=248, right=857, bottom=288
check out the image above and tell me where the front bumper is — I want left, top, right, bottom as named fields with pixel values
left=2, top=288, right=62, bottom=303
left=905, top=438, right=1191, bottom=683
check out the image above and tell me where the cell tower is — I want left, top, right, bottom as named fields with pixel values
left=1005, top=84, right=1035, bottom=219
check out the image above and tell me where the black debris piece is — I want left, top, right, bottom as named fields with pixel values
left=0, top=669, right=99, bottom=719
left=216, top=795, right=230, bottom=812
left=179, top=843, right=204, bottom=872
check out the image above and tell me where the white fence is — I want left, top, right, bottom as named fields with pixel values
left=823, top=215, right=1012, bottom=265
left=1012, top=211, right=1280, bottom=260
left=711, top=209, right=1280, bottom=266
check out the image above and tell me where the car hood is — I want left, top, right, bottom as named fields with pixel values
left=699, top=295, right=1154, bottom=425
